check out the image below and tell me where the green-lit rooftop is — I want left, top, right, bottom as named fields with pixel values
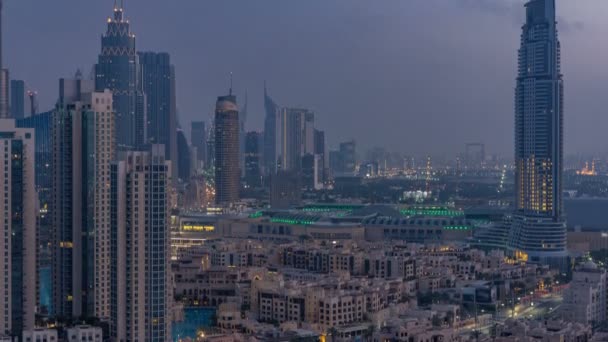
left=400, top=206, right=464, bottom=217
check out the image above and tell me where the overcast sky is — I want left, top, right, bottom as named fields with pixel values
left=4, top=0, right=608, bottom=157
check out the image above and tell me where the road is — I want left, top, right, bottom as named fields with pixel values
left=459, top=294, right=563, bottom=337
left=500, top=295, right=562, bottom=320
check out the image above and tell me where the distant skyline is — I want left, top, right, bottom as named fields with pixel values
left=4, top=0, right=608, bottom=156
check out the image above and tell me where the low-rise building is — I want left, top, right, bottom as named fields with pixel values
left=561, top=261, right=606, bottom=325
left=22, top=328, right=58, bottom=342
left=66, top=325, right=103, bottom=342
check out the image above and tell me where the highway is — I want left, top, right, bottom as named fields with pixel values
left=459, top=294, right=563, bottom=337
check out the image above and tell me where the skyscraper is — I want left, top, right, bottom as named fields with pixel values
left=214, top=92, right=240, bottom=205
left=16, top=111, right=53, bottom=203
left=263, top=83, right=280, bottom=175
left=10, top=80, right=25, bottom=119
left=0, top=0, right=8, bottom=119
left=0, top=119, right=36, bottom=338
left=240, top=92, right=248, bottom=177
left=110, top=146, right=171, bottom=342
left=138, top=52, right=178, bottom=175
left=52, top=90, right=115, bottom=319
left=176, top=128, right=191, bottom=181
left=16, top=111, right=53, bottom=316
left=279, top=108, right=314, bottom=172
left=314, top=129, right=328, bottom=184
left=95, top=4, right=145, bottom=150
left=244, top=131, right=262, bottom=188
left=509, top=0, right=566, bottom=266
left=191, top=121, right=207, bottom=170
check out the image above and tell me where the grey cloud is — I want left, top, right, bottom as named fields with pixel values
left=456, top=0, right=584, bottom=34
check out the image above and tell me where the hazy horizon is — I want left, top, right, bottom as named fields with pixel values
left=5, top=0, right=608, bottom=156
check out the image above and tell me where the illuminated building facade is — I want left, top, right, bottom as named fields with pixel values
left=110, top=146, right=171, bottom=341
left=0, top=119, right=36, bottom=338
left=52, top=91, right=115, bottom=319
left=509, top=0, right=566, bottom=265
left=95, top=4, right=146, bottom=150
left=214, top=93, right=240, bottom=205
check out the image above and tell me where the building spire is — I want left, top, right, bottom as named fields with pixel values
left=113, top=0, right=124, bottom=21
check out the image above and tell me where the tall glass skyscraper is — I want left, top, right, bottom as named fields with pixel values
left=95, top=4, right=145, bottom=150
left=10, top=80, right=25, bottom=119
left=215, top=93, right=240, bottom=205
left=16, top=111, right=52, bottom=201
left=263, top=83, right=279, bottom=175
left=509, top=0, right=566, bottom=265
left=138, top=51, right=177, bottom=175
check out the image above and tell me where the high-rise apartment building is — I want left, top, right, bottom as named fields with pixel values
left=52, top=90, right=115, bottom=319
left=138, top=52, right=178, bottom=175
left=16, top=112, right=53, bottom=302
left=0, top=119, right=36, bottom=339
left=279, top=108, right=314, bottom=172
left=561, top=261, right=606, bottom=325
left=110, top=146, right=171, bottom=342
left=95, top=4, right=145, bottom=150
left=9, top=80, right=24, bottom=119
left=509, top=0, right=566, bottom=266
left=214, top=93, right=240, bottom=205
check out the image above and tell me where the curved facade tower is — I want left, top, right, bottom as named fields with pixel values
left=509, top=0, right=566, bottom=265
left=214, top=93, right=240, bottom=205
left=263, top=83, right=280, bottom=174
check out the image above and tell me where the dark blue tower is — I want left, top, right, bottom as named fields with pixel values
left=95, top=3, right=145, bottom=150
left=509, top=0, right=566, bottom=266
